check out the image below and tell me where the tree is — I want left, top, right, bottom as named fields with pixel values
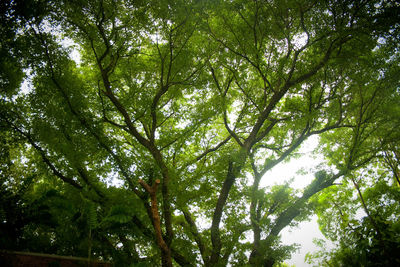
left=1, top=0, right=399, bottom=266
left=306, top=147, right=400, bottom=267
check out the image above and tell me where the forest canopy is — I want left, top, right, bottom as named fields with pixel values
left=1, top=0, right=399, bottom=266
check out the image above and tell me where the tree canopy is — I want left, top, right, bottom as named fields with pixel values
left=1, top=0, right=399, bottom=266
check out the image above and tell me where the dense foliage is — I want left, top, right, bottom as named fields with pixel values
left=306, top=145, right=400, bottom=267
left=1, top=0, right=399, bottom=266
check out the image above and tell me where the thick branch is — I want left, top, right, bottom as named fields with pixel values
left=131, top=215, right=190, bottom=267
left=139, top=179, right=172, bottom=267
left=271, top=170, right=345, bottom=237
left=208, top=157, right=245, bottom=266
left=249, top=170, right=346, bottom=265
left=384, top=150, right=400, bottom=186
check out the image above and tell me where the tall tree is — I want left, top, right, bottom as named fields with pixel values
left=1, top=0, right=399, bottom=266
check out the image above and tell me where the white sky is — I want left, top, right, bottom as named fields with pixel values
left=282, top=216, right=331, bottom=267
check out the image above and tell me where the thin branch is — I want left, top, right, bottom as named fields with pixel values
left=195, top=136, right=232, bottom=162
left=8, top=122, right=83, bottom=190
left=182, top=209, right=207, bottom=263
left=350, top=176, right=384, bottom=243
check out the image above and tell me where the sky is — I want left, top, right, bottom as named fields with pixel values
left=282, top=216, right=328, bottom=266
left=260, top=135, right=334, bottom=266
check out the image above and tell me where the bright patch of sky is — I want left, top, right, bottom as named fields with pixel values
left=59, top=37, right=82, bottom=65
left=292, top=32, right=309, bottom=50
left=260, top=135, right=325, bottom=189
left=20, top=70, right=33, bottom=95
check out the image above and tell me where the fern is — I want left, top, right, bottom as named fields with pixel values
left=80, top=193, right=97, bottom=264
left=86, top=202, right=96, bottom=229
left=80, top=193, right=98, bottom=229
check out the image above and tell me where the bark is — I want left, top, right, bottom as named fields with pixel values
left=131, top=215, right=190, bottom=266
left=139, top=179, right=172, bottom=267
left=208, top=161, right=237, bottom=266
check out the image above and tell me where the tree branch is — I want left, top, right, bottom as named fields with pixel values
left=139, top=179, right=172, bottom=267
